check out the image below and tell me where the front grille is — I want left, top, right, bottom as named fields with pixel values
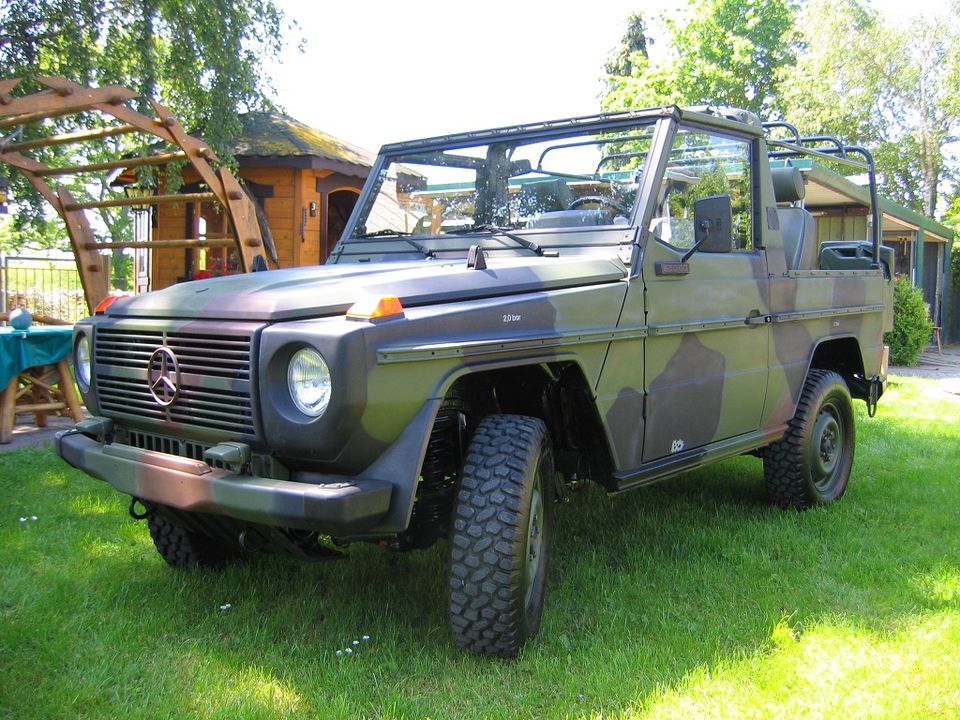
left=126, top=429, right=210, bottom=460
left=94, top=326, right=255, bottom=436
left=119, top=428, right=285, bottom=479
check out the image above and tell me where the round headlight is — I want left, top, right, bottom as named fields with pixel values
left=287, top=348, right=332, bottom=417
left=75, top=335, right=92, bottom=392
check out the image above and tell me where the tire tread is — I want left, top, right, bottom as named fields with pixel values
left=763, top=369, right=854, bottom=509
left=447, top=414, right=552, bottom=657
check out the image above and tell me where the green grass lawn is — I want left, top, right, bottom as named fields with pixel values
left=1, top=375, right=958, bottom=719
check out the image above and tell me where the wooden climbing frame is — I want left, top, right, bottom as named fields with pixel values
left=0, top=76, right=273, bottom=313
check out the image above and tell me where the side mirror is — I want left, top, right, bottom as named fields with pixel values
left=682, top=195, right=733, bottom=261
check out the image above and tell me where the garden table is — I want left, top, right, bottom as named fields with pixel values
left=0, top=326, right=84, bottom=443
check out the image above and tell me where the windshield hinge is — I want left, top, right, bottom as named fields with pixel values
left=466, top=244, right=487, bottom=270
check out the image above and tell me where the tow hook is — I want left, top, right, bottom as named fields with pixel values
left=128, top=497, right=152, bottom=520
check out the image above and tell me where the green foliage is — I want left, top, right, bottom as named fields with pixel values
left=109, top=251, right=133, bottom=292
left=602, top=0, right=800, bottom=117
left=0, top=212, right=63, bottom=253
left=886, top=279, right=934, bottom=366
left=0, top=0, right=294, bottom=252
left=604, top=0, right=960, bottom=224
left=947, top=195, right=960, bottom=298
left=779, top=0, right=960, bottom=217
left=604, top=12, right=649, bottom=78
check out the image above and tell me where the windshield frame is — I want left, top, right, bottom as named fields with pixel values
left=337, top=109, right=673, bottom=243
left=330, top=107, right=764, bottom=277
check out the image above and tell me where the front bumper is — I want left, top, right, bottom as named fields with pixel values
left=57, top=431, right=392, bottom=535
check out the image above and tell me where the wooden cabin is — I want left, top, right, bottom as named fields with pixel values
left=139, top=112, right=374, bottom=291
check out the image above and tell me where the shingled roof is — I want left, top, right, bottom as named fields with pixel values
left=233, top=111, right=375, bottom=175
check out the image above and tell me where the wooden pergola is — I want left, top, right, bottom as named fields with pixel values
left=0, top=76, right=274, bottom=313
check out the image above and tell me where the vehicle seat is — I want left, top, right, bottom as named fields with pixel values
left=772, top=166, right=816, bottom=271
left=516, top=179, right=574, bottom=218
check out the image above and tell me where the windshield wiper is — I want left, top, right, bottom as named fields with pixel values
left=357, top=229, right=434, bottom=258
left=451, top=224, right=557, bottom=257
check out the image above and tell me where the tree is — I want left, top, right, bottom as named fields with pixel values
left=602, top=0, right=800, bottom=118
left=779, top=0, right=960, bottom=217
left=604, top=13, right=650, bottom=79
left=0, top=0, right=292, bottom=251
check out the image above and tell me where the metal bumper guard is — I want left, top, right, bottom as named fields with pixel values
left=57, top=432, right=389, bottom=534
left=56, top=401, right=442, bottom=536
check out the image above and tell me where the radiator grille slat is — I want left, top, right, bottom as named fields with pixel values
left=94, top=326, right=255, bottom=436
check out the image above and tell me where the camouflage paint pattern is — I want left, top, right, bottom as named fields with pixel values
left=59, top=107, right=891, bottom=538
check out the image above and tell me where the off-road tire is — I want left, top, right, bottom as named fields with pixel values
left=147, top=510, right=236, bottom=568
left=447, top=414, right=555, bottom=657
left=763, top=369, right=855, bottom=509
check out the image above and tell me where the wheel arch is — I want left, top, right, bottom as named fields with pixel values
left=435, top=357, right=614, bottom=487
left=808, top=335, right=870, bottom=401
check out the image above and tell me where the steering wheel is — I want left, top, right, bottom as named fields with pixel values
left=567, top=196, right=630, bottom=216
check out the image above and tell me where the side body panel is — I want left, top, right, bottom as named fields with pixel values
left=762, top=270, right=887, bottom=428
left=641, top=245, right=770, bottom=462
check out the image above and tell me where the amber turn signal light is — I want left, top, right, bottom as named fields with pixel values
left=93, top=294, right=126, bottom=314
left=346, top=295, right=404, bottom=321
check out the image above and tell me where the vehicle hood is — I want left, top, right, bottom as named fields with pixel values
left=102, top=257, right=628, bottom=321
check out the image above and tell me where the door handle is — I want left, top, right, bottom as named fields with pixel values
left=746, top=310, right=771, bottom=325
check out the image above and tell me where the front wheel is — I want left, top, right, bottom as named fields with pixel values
left=763, top=369, right=855, bottom=509
left=447, top=414, right=555, bottom=657
left=146, top=508, right=239, bottom=568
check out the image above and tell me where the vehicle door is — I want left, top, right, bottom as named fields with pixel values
left=640, top=127, right=770, bottom=462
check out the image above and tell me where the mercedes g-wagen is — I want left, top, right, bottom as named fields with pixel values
left=59, top=106, right=891, bottom=656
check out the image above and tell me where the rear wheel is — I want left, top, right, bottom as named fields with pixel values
left=146, top=508, right=238, bottom=568
left=447, top=414, right=555, bottom=657
left=763, top=369, right=855, bottom=509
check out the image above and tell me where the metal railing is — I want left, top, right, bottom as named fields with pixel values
left=2, top=256, right=86, bottom=323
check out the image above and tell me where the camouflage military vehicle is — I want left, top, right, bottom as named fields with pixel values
left=58, top=106, right=892, bottom=656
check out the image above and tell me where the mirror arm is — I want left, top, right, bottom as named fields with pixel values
left=680, top=219, right=713, bottom=263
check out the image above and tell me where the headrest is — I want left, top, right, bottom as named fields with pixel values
left=516, top=178, right=574, bottom=216
left=771, top=166, right=805, bottom=203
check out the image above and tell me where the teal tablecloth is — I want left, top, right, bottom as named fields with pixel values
left=0, top=326, right=75, bottom=391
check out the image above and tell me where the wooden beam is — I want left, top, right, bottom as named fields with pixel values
left=0, top=150, right=104, bottom=311
left=0, top=78, right=23, bottom=97
left=148, top=99, right=221, bottom=165
left=0, top=149, right=51, bottom=175
left=57, top=359, right=85, bottom=421
left=1, top=124, right=139, bottom=153
left=0, top=78, right=23, bottom=107
left=64, top=191, right=217, bottom=211
left=33, top=151, right=188, bottom=177
left=0, top=83, right=138, bottom=129
left=0, top=312, right=70, bottom=325
left=83, top=238, right=235, bottom=250
left=218, top=168, right=264, bottom=271
left=56, top=186, right=110, bottom=313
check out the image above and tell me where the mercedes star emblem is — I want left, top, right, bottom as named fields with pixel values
left=147, top=346, right=181, bottom=407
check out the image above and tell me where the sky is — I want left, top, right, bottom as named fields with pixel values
left=269, top=0, right=941, bottom=154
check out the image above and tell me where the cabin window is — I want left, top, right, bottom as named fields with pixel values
left=650, top=130, right=753, bottom=252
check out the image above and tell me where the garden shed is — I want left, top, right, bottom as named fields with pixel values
left=139, top=111, right=374, bottom=291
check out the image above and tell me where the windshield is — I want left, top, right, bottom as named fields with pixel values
left=347, top=127, right=656, bottom=244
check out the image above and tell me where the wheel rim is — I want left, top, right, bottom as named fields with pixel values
left=523, top=481, right=544, bottom=610
left=810, top=402, right=843, bottom=490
